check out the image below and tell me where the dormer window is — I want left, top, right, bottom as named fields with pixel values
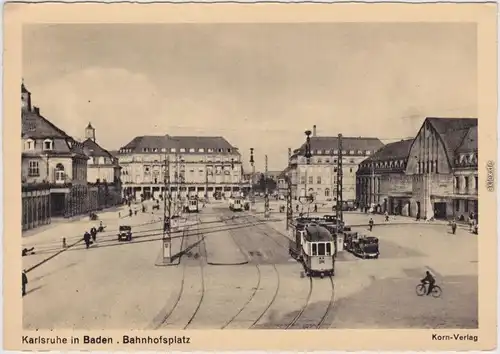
left=161, top=148, right=166, bottom=153
left=218, top=148, right=223, bottom=153
left=25, top=139, right=35, bottom=151
left=208, top=148, right=214, bottom=153
left=189, top=148, right=195, bottom=153
left=333, top=150, right=338, bottom=154
left=366, top=151, right=371, bottom=155
left=170, top=148, right=176, bottom=153
left=143, top=148, right=149, bottom=152
left=43, top=139, right=53, bottom=151
left=227, top=148, right=232, bottom=153
left=180, top=148, right=186, bottom=153
left=153, top=148, right=158, bottom=152
left=199, top=148, right=205, bottom=153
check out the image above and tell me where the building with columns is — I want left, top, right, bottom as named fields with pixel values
left=82, top=122, right=123, bottom=208
left=357, top=117, right=478, bottom=220
left=288, top=125, right=384, bottom=203
left=21, top=82, right=90, bottom=229
left=118, top=135, right=245, bottom=200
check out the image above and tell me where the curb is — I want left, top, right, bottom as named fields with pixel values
left=206, top=260, right=249, bottom=266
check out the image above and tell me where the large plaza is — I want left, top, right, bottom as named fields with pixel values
left=22, top=201, right=478, bottom=330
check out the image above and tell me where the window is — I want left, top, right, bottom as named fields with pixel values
left=43, top=139, right=53, bottom=150
left=170, top=148, right=176, bottom=153
left=161, top=148, right=166, bottom=152
left=153, top=148, right=158, bottom=152
left=334, top=168, right=337, bottom=173
left=325, top=159, right=330, bottom=163
left=475, top=176, right=478, bottom=190
left=208, top=148, right=214, bottom=153
left=435, top=160, right=438, bottom=173
left=311, top=243, right=318, bottom=256
left=349, top=150, right=355, bottom=154
left=317, top=176, right=322, bottom=184
left=144, top=165, right=151, bottom=173
left=227, top=149, right=232, bottom=153
left=218, top=148, right=223, bottom=153
left=143, top=148, right=149, bottom=152
left=180, top=148, right=186, bottom=153
left=189, top=148, right=195, bottom=153
left=333, top=150, right=338, bottom=154
left=25, top=139, right=35, bottom=150
left=300, top=176, right=306, bottom=184
left=464, top=201, right=469, bottom=213
left=464, top=176, right=469, bottom=190
left=326, top=243, right=332, bottom=256
left=308, top=176, right=313, bottom=184
left=454, top=176, right=460, bottom=189
left=55, top=163, right=65, bottom=182
left=198, top=148, right=204, bottom=153
left=317, top=159, right=322, bottom=164
left=350, top=168, right=353, bottom=173
left=28, top=160, right=39, bottom=176
left=318, top=243, right=325, bottom=256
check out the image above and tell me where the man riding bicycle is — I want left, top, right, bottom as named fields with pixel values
left=421, top=271, right=436, bottom=296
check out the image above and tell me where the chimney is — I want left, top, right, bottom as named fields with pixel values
left=33, top=106, right=40, bottom=115
left=313, top=125, right=317, bottom=137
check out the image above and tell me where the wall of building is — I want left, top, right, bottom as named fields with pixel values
left=22, top=188, right=51, bottom=231
left=87, top=165, right=117, bottom=184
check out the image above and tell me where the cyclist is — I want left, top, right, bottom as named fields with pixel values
left=421, top=271, right=436, bottom=296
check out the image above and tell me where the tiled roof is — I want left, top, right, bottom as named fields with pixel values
left=426, top=117, right=478, bottom=162
left=108, top=150, right=120, bottom=157
left=22, top=110, right=87, bottom=158
left=294, top=136, right=384, bottom=156
left=364, top=138, right=414, bottom=162
left=82, top=138, right=115, bottom=159
left=120, top=135, right=239, bottom=154
left=22, top=110, right=69, bottom=139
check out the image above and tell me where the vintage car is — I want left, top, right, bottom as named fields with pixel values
left=118, top=225, right=132, bottom=241
left=349, top=235, right=380, bottom=259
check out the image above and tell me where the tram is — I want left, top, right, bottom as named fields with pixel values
left=289, top=217, right=335, bottom=278
left=187, top=197, right=199, bottom=213
left=229, top=197, right=243, bottom=212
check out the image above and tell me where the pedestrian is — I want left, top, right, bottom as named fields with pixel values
left=368, top=218, right=374, bottom=232
left=384, top=211, right=389, bottom=222
left=296, top=204, right=299, bottom=212
left=91, top=227, right=97, bottom=242
left=129, top=209, right=133, bottom=217
left=451, top=219, right=457, bottom=234
left=314, top=204, right=318, bottom=213
left=416, top=212, right=421, bottom=221
left=83, top=231, right=91, bottom=249
left=22, top=270, right=28, bottom=296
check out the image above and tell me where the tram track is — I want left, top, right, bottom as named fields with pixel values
left=241, top=213, right=336, bottom=330
left=152, top=214, right=206, bottom=330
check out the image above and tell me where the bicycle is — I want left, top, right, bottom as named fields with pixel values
left=416, top=283, right=442, bottom=298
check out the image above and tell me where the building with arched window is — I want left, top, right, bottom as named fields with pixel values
left=357, top=117, right=478, bottom=220
left=21, top=81, right=90, bottom=229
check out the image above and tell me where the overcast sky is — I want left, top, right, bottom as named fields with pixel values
left=23, top=23, right=477, bottom=171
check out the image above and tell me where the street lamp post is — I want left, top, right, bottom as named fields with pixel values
left=163, top=153, right=172, bottom=262
left=264, top=155, right=270, bottom=218
left=299, top=130, right=313, bottom=216
left=250, top=148, right=255, bottom=209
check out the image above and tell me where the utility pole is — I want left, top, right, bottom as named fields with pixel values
left=286, top=147, right=293, bottom=230
left=205, top=168, right=209, bottom=200
left=163, top=153, right=172, bottom=262
left=250, top=148, right=255, bottom=209
left=336, top=134, right=344, bottom=234
left=264, top=155, right=270, bottom=218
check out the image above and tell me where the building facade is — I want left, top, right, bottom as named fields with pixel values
left=21, top=82, right=90, bottom=228
left=288, top=128, right=384, bottom=203
left=118, top=135, right=245, bottom=200
left=356, top=139, right=414, bottom=214
left=82, top=123, right=123, bottom=209
left=357, top=117, right=478, bottom=220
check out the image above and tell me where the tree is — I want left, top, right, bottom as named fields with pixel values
left=253, top=173, right=277, bottom=193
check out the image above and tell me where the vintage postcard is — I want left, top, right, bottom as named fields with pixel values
left=3, top=2, right=497, bottom=351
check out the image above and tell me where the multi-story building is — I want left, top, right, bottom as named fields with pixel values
left=21, top=82, right=89, bottom=228
left=356, top=139, right=414, bottom=214
left=118, top=135, right=245, bottom=200
left=289, top=126, right=384, bottom=203
left=82, top=122, right=123, bottom=209
left=357, top=117, right=478, bottom=220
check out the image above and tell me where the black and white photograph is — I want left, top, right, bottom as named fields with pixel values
left=5, top=3, right=497, bottom=351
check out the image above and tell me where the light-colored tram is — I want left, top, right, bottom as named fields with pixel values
left=229, top=197, right=243, bottom=212
left=187, top=198, right=199, bottom=213
left=289, top=218, right=335, bottom=278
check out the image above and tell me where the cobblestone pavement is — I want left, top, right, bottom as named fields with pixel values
left=22, top=204, right=477, bottom=330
